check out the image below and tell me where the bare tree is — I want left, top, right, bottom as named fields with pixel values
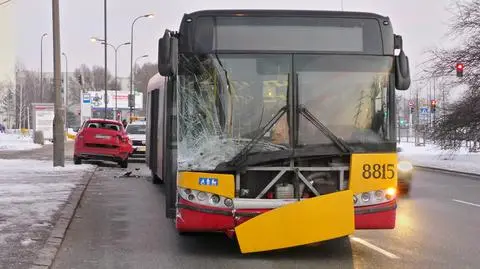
left=133, top=62, right=157, bottom=110
left=422, top=0, right=480, bottom=150
left=91, top=65, right=113, bottom=91
left=0, top=80, right=15, bottom=128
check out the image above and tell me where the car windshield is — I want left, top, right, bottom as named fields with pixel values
left=126, top=124, right=146, bottom=135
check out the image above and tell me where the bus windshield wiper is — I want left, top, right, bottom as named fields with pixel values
left=225, top=106, right=288, bottom=168
left=298, top=105, right=352, bottom=154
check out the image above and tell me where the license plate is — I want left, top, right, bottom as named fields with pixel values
left=95, top=134, right=111, bottom=139
left=137, top=146, right=146, bottom=152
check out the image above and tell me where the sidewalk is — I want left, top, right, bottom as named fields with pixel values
left=0, top=154, right=94, bottom=269
left=398, top=141, right=480, bottom=175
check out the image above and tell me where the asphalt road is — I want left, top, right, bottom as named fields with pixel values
left=51, top=163, right=480, bottom=269
left=0, top=141, right=74, bottom=160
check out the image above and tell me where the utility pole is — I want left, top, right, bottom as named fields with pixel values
left=40, top=33, right=48, bottom=102
left=91, top=39, right=130, bottom=120
left=52, top=0, right=65, bottom=166
left=103, top=0, right=108, bottom=119
left=433, top=76, right=436, bottom=124
left=62, top=52, right=68, bottom=129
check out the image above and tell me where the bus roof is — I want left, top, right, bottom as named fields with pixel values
left=147, top=72, right=165, bottom=93
left=182, top=9, right=390, bottom=21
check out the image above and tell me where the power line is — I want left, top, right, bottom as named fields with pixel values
left=0, top=0, right=13, bottom=6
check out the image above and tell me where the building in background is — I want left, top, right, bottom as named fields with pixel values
left=0, top=2, right=16, bottom=127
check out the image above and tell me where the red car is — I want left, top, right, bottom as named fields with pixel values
left=73, top=119, right=133, bottom=168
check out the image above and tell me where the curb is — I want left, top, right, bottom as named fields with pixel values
left=414, top=165, right=480, bottom=180
left=29, top=167, right=98, bottom=269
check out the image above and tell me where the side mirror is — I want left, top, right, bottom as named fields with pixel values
left=395, top=50, right=411, bottom=90
left=158, top=30, right=178, bottom=76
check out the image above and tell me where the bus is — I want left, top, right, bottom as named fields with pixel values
left=146, top=9, right=411, bottom=254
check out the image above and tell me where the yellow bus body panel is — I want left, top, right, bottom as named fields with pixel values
left=177, top=172, right=235, bottom=198
left=235, top=190, right=354, bottom=253
left=349, top=153, right=398, bottom=193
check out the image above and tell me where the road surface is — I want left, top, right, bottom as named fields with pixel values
left=0, top=141, right=74, bottom=160
left=51, top=164, right=480, bottom=269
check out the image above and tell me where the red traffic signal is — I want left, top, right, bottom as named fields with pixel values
left=431, top=99, right=437, bottom=112
left=456, top=63, right=464, bottom=77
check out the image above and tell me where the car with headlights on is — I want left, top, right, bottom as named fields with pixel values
left=397, top=146, right=413, bottom=194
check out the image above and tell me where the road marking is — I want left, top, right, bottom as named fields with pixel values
left=350, top=236, right=400, bottom=259
left=452, top=199, right=480, bottom=208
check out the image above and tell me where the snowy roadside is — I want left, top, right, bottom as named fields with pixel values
left=398, top=142, right=480, bottom=175
left=0, top=133, right=42, bottom=151
left=0, top=159, right=95, bottom=269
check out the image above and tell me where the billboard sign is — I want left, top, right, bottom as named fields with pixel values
left=31, top=103, right=54, bottom=140
left=86, top=91, right=143, bottom=109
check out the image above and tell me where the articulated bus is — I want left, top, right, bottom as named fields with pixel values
left=146, top=9, right=411, bottom=254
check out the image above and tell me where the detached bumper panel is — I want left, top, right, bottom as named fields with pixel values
left=234, top=190, right=355, bottom=254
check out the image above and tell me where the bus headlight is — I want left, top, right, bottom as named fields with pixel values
left=210, top=194, right=220, bottom=204
left=374, top=190, right=384, bottom=200
left=178, top=187, right=232, bottom=209
left=361, top=192, right=370, bottom=202
left=354, top=188, right=397, bottom=207
left=398, top=161, right=413, bottom=172
left=197, top=192, right=207, bottom=201
left=224, top=198, right=233, bottom=208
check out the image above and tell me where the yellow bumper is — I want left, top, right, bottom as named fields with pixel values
left=235, top=190, right=354, bottom=253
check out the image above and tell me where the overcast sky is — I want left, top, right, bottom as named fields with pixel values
left=12, top=0, right=456, bottom=82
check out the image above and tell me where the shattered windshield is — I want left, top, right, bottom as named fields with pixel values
left=176, top=54, right=394, bottom=171
left=177, top=54, right=291, bottom=170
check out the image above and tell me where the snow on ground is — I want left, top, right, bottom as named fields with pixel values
left=398, top=141, right=480, bottom=175
left=0, top=159, right=94, bottom=268
left=0, top=133, right=42, bottom=151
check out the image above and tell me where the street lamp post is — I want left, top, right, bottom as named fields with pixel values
left=62, top=52, right=67, bottom=129
left=91, top=37, right=130, bottom=120
left=129, top=13, right=154, bottom=122
left=40, top=33, right=48, bottom=102
left=103, top=0, right=108, bottom=119
left=132, top=54, right=148, bottom=118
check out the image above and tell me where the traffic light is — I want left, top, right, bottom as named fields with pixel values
left=430, top=99, right=437, bottom=113
left=408, top=100, right=414, bottom=114
left=456, top=63, right=464, bottom=77
left=77, top=74, right=83, bottom=85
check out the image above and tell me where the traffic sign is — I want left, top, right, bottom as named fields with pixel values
left=83, top=94, right=91, bottom=104
left=420, top=107, right=429, bottom=114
